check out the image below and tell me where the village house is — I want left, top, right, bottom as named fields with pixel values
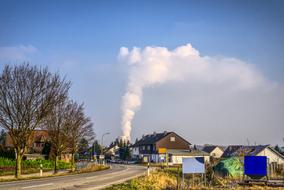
left=5, top=130, right=72, bottom=162
left=131, top=131, right=210, bottom=164
left=222, top=145, right=284, bottom=164
left=5, top=130, right=48, bottom=160
left=202, top=145, right=224, bottom=158
left=105, top=144, right=120, bottom=159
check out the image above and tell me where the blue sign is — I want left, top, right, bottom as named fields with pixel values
left=244, top=156, right=267, bottom=177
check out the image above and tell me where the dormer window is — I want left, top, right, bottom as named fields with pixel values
left=170, top=137, right=175, bottom=142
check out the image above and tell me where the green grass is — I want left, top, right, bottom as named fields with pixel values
left=0, top=163, right=110, bottom=182
left=0, top=157, right=70, bottom=176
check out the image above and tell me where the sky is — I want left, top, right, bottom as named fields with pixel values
left=0, top=0, right=283, bottom=146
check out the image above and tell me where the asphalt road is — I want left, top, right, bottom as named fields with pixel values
left=0, top=164, right=146, bottom=190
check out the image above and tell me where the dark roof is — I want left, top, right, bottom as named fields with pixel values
left=133, top=131, right=171, bottom=146
left=222, top=145, right=269, bottom=157
left=133, top=131, right=191, bottom=147
left=202, top=145, right=219, bottom=154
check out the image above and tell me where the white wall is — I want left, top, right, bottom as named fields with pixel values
left=257, top=148, right=284, bottom=164
left=171, top=155, right=210, bottom=164
left=132, top=147, right=139, bottom=156
left=210, top=147, right=223, bottom=158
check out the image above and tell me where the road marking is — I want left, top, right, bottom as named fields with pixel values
left=22, top=183, right=54, bottom=189
left=85, top=167, right=129, bottom=180
left=86, top=172, right=146, bottom=190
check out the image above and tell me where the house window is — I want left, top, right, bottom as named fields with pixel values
left=147, top=145, right=151, bottom=150
left=170, top=137, right=175, bottom=142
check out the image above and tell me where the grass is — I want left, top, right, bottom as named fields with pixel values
left=0, top=163, right=110, bottom=182
left=76, top=163, right=110, bottom=173
left=104, top=168, right=179, bottom=190
left=105, top=167, right=284, bottom=190
left=0, top=157, right=70, bottom=176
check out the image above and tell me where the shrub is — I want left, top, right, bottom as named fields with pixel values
left=0, top=147, right=15, bottom=160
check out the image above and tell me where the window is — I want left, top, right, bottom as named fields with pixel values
left=147, top=145, right=151, bottom=150
left=170, top=137, right=175, bottom=142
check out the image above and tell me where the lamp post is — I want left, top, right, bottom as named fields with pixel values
left=100, top=132, right=110, bottom=164
left=101, top=132, right=110, bottom=148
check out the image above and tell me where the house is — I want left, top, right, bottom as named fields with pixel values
left=132, top=131, right=207, bottom=163
left=168, top=149, right=210, bottom=164
left=222, top=145, right=284, bottom=164
left=105, top=144, right=120, bottom=159
left=5, top=130, right=48, bottom=154
left=202, top=145, right=224, bottom=158
left=5, top=130, right=72, bottom=162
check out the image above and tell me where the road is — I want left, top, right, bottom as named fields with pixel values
left=0, top=165, right=146, bottom=190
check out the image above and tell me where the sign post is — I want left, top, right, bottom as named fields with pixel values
left=40, top=163, right=43, bottom=176
left=158, top=148, right=167, bottom=168
left=244, top=156, right=267, bottom=180
left=182, top=157, right=205, bottom=188
left=99, top=155, right=105, bottom=165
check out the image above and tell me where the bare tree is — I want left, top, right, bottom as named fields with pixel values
left=44, top=101, right=72, bottom=173
left=67, top=102, right=94, bottom=172
left=0, top=64, right=70, bottom=178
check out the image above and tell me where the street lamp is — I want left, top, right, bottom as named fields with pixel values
left=101, top=132, right=110, bottom=148
left=99, top=132, right=110, bottom=165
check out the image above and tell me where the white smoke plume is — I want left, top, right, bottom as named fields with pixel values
left=119, top=43, right=269, bottom=140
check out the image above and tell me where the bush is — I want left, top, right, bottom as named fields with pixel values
left=214, top=158, right=243, bottom=178
left=0, top=147, right=15, bottom=160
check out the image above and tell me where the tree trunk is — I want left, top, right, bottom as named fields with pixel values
left=15, top=148, right=23, bottom=178
left=54, top=155, right=58, bottom=174
left=71, top=153, right=75, bottom=172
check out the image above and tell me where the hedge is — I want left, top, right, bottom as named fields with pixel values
left=0, top=157, right=70, bottom=172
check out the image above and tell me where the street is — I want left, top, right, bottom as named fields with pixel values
left=0, top=165, right=146, bottom=190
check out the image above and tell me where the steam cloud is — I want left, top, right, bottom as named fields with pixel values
left=119, top=43, right=269, bottom=140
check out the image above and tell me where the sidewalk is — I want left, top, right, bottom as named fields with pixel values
left=0, top=170, right=69, bottom=180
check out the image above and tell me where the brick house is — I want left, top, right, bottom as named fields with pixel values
left=5, top=130, right=48, bottom=154
left=5, top=130, right=71, bottom=161
left=131, top=131, right=208, bottom=163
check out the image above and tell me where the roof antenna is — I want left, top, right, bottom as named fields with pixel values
left=246, top=138, right=250, bottom=146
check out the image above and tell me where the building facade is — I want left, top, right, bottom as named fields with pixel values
left=131, top=131, right=210, bottom=163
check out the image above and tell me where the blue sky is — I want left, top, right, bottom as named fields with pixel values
left=1, top=0, right=284, bottom=77
left=0, top=0, right=284, bottom=145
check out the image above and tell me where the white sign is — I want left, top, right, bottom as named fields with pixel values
left=99, top=155, right=105, bottom=159
left=182, top=157, right=205, bottom=174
